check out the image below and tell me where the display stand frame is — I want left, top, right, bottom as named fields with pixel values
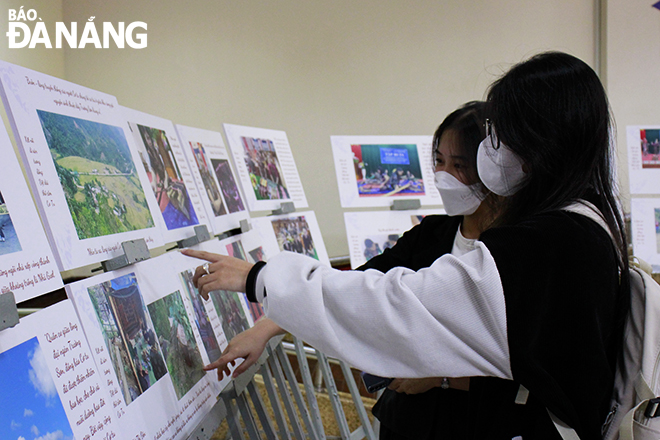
left=390, top=199, right=422, bottom=211
left=99, top=238, right=151, bottom=272
left=271, top=201, right=296, bottom=216
left=175, top=224, right=213, bottom=249
left=0, top=291, right=19, bottom=332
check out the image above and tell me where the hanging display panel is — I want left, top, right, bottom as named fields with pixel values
left=0, top=115, right=62, bottom=302
left=223, top=123, right=308, bottom=212
left=343, top=209, right=444, bottom=269
left=331, top=135, right=437, bottom=208
left=123, top=107, right=211, bottom=243
left=0, top=61, right=163, bottom=271
left=175, top=124, right=249, bottom=235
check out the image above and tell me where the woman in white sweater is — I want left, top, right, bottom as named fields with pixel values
left=183, top=51, right=629, bottom=439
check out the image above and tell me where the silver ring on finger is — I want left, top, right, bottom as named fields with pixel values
left=203, top=262, right=210, bottom=275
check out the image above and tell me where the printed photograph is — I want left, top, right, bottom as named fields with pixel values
left=271, top=216, right=318, bottom=260
left=180, top=269, right=222, bottom=363
left=210, top=290, right=250, bottom=341
left=226, top=239, right=247, bottom=261
left=248, top=246, right=265, bottom=264
left=640, top=129, right=660, bottom=169
left=241, top=136, right=290, bottom=201
left=87, top=273, right=167, bottom=406
left=147, top=290, right=206, bottom=400
left=242, top=292, right=265, bottom=323
left=133, top=123, right=199, bottom=229
left=411, top=214, right=428, bottom=227
left=655, top=208, right=660, bottom=254
left=210, top=158, right=246, bottom=213
left=190, top=142, right=226, bottom=217
left=0, top=337, right=74, bottom=440
left=361, top=234, right=401, bottom=262
left=0, top=191, right=22, bottom=256
left=351, top=144, right=425, bottom=197
left=37, top=111, right=155, bottom=240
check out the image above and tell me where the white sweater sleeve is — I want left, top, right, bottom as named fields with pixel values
left=259, top=242, right=512, bottom=380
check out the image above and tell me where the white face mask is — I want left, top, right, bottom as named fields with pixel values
left=434, top=171, right=485, bottom=216
left=476, top=132, right=526, bottom=196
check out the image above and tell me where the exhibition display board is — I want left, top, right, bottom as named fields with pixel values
left=122, top=106, right=211, bottom=243
left=250, top=210, right=330, bottom=266
left=0, top=61, right=163, bottom=271
left=65, top=251, right=227, bottom=440
left=175, top=124, right=250, bottom=234
left=331, top=135, right=437, bottom=208
left=627, top=125, right=660, bottom=194
left=223, top=123, right=309, bottom=212
left=0, top=110, right=62, bottom=302
left=0, top=300, right=119, bottom=440
left=0, top=60, right=327, bottom=439
left=343, top=209, right=444, bottom=269
left=630, top=197, right=660, bottom=273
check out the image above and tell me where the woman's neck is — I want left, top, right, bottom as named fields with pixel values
left=460, top=202, right=493, bottom=239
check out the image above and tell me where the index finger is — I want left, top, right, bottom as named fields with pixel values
left=180, top=249, right=223, bottom=263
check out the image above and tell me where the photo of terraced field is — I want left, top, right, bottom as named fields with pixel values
left=37, top=110, right=155, bottom=240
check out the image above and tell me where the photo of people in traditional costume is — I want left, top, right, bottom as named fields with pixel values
left=136, top=124, right=199, bottom=229
left=271, top=216, right=318, bottom=260
left=189, top=142, right=226, bottom=216
left=351, top=144, right=425, bottom=197
left=362, top=234, right=401, bottom=262
left=640, top=128, right=660, bottom=169
left=241, top=136, right=290, bottom=201
left=211, top=158, right=246, bottom=213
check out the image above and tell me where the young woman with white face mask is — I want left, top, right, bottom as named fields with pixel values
left=184, top=52, right=629, bottom=439
left=185, top=101, right=496, bottom=440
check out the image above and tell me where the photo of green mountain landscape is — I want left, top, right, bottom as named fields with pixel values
left=37, top=110, right=155, bottom=240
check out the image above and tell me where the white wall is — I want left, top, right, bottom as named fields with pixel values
left=16, top=0, right=598, bottom=258
left=0, top=0, right=64, bottom=76
left=606, top=0, right=660, bottom=209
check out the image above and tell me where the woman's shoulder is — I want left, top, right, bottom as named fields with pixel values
left=480, top=209, right=617, bottom=264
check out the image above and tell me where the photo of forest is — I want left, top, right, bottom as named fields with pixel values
left=210, top=290, right=250, bottom=341
left=147, top=290, right=206, bottom=400
left=37, top=110, right=154, bottom=240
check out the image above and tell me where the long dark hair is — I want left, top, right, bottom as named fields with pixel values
left=485, top=52, right=627, bottom=270
left=432, top=101, right=487, bottom=188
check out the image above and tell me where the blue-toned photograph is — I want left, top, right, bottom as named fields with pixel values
left=351, top=144, right=425, bottom=197
left=0, top=337, right=74, bottom=440
left=0, top=191, right=22, bottom=256
left=133, top=123, right=199, bottom=230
